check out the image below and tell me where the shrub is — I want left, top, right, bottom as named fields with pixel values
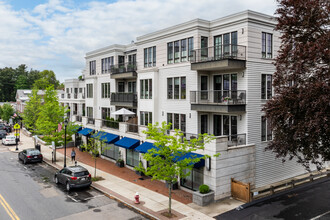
left=199, top=184, right=210, bottom=194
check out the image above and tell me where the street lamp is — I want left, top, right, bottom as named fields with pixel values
left=64, top=118, right=68, bottom=167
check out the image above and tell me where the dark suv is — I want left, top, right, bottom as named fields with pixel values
left=54, top=165, right=92, bottom=191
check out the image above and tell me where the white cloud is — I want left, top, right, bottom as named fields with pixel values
left=0, top=0, right=277, bottom=81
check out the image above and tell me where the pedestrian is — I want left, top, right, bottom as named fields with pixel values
left=71, top=148, right=76, bottom=162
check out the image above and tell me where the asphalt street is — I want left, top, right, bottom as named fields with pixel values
left=217, top=177, right=330, bottom=220
left=0, top=146, right=148, bottom=220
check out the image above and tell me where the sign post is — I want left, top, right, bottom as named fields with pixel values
left=13, top=123, right=20, bottom=151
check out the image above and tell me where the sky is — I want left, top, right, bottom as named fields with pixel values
left=0, top=0, right=278, bottom=82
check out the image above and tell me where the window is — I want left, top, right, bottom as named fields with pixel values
left=214, top=32, right=238, bottom=58
left=261, top=116, right=272, bottom=141
left=180, top=167, right=204, bottom=191
left=144, top=46, right=156, bottom=67
left=140, top=79, right=152, bottom=99
left=128, top=81, right=136, bottom=93
left=102, top=107, right=111, bottom=119
left=101, top=57, right=113, bottom=73
left=79, top=88, right=82, bottom=93
left=167, top=77, right=186, bottom=100
left=262, top=32, right=273, bottom=58
left=201, top=115, right=208, bottom=134
left=167, top=37, right=193, bottom=64
left=140, top=111, right=152, bottom=125
left=102, top=144, right=119, bottom=160
left=86, top=84, right=93, bottom=98
left=89, top=60, right=96, bottom=75
left=66, top=88, right=69, bottom=93
left=201, top=36, right=208, bottom=57
left=167, top=113, right=186, bottom=131
left=126, top=149, right=139, bottom=167
left=87, top=107, right=93, bottom=118
left=261, top=74, right=272, bottom=99
left=117, top=82, right=125, bottom=93
left=101, top=83, right=110, bottom=98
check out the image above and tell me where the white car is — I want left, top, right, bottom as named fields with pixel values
left=2, top=136, right=16, bottom=145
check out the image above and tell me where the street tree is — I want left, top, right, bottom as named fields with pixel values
left=36, top=85, right=66, bottom=140
left=263, top=0, right=330, bottom=169
left=1, top=103, right=14, bottom=123
left=22, top=88, right=42, bottom=133
left=81, top=132, right=110, bottom=178
left=33, top=70, right=60, bottom=90
left=135, top=122, right=216, bottom=217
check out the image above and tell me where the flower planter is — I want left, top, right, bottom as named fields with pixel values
left=116, top=160, right=124, bottom=167
left=193, top=190, right=214, bottom=206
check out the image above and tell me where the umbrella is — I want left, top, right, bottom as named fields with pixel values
left=112, top=108, right=136, bottom=116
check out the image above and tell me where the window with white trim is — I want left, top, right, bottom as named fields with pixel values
left=144, top=46, right=156, bottom=67
left=101, top=57, right=113, bottom=74
left=261, top=116, right=272, bottom=141
left=89, top=60, right=96, bottom=75
left=261, top=74, right=272, bottom=99
left=167, top=77, right=186, bottom=99
left=140, top=111, right=152, bottom=126
left=101, top=83, right=110, bottom=98
left=87, top=107, right=93, bottom=118
left=262, top=32, right=273, bottom=58
left=167, top=113, right=186, bottom=132
left=140, top=79, right=152, bottom=99
left=167, top=37, right=193, bottom=64
left=86, top=84, right=93, bottom=98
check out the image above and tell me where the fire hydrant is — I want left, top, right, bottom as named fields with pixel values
left=134, top=192, right=140, bottom=204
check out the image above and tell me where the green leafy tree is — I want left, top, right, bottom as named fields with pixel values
left=81, top=132, right=110, bottom=178
left=33, top=70, right=60, bottom=90
left=36, top=85, right=66, bottom=137
left=0, top=106, right=2, bottom=119
left=135, top=122, right=217, bottom=216
left=1, top=103, right=14, bottom=123
left=22, top=88, right=42, bottom=133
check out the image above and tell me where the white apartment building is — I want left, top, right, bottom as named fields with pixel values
left=60, top=10, right=309, bottom=201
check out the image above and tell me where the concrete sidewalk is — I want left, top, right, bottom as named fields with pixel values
left=7, top=132, right=243, bottom=220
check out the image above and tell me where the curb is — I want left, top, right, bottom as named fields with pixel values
left=42, top=158, right=158, bottom=220
left=237, top=176, right=330, bottom=210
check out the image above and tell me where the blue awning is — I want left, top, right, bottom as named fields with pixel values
left=77, top=126, right=82, bottom=132
left=115, top=137, right=140, bottom=149
left=77, top=128, right=94, bottom=136
left=175, top=152, right=205, bottom=168
left=91, top=131, right=119, bottom=144
left=135, top=142, right=158, bottom=153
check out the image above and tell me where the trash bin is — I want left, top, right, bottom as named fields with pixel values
left=35, top=144, right=41, bottom=152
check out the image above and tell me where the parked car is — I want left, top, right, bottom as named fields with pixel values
left=4, top=125, right=12, bottom=133
left=54, top=165, right=92, bottom=191
left=2, top=135, right=16, bottom=145
left=18, top=148, right=43, bottom=164
left=0, top=130, right=7, bottom=139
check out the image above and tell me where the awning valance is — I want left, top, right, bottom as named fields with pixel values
left=91, top=131, right=119, bottom=144
left=115, top=137, right=140, bottom=149
left=175, top=152, right=205, bottom=168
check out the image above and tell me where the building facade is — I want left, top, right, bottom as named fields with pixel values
left=60, top=10, right=310, bottom=200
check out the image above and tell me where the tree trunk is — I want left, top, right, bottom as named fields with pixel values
left=168, top=182, right=172, bottom=215
left=94, top=158, right=97, bottom=178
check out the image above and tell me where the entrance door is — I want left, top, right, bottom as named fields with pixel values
left=213, top=75, right=222, bottom=103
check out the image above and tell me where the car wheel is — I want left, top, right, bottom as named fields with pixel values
left=66, top=182, right=71, bottom=191
left=54, top=176, right=59, bottom=184
left=23, top=158, right=27, bottom=165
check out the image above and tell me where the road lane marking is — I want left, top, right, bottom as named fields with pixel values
left=310, top=210, right=330, bottom=220
left=0, top=193, right=20, bottom=220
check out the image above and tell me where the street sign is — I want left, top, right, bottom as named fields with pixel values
left=13, top=123, right=20, bottom=130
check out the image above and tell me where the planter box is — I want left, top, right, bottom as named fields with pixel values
left=193, top=190, right=214, bottom=206
left=116, top=160, right=124, bottom=167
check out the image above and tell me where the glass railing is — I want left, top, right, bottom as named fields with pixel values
left=110, top=62, right=137, bottom=74
left=190, top=90, right=246, bottom=105
left=227, top=133, right=246, bottom=147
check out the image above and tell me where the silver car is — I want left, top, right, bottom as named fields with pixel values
left=54, top=165, right=92, bottom=191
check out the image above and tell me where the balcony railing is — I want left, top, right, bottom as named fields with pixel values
left=111, top=93, right=137, bottom=107
left=110, top=62, right=137, bottom=74
left=127, top=123, right=138, bottom=133
left=227, top=133, right=246, bottom=147
left=191, top=44, right=246, bottom=63
left=74, top=94, right=78, bottom=99
left=87, top=117, right=95, bottom=125
left=180, top=132, right=204, bottom=144
left=190, top=90, right=246, bottom=105
left=102, top=119, right=119, bottom=130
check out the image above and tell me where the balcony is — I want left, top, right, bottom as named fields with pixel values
left=190, top=90, right=246, bottom=113
left=111, top=93, right=137, bottom=108
left=110, top=62, right=137, bottom=79
left=87, top=118, right=95, bottom=125
left=191, top=45, right=246, bottom=71
left=102, top=119, right=119, bottom=130
left=227, top=134, right=246, bottom=147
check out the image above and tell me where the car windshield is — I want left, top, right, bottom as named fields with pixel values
left=27, top=150, right=41, bottom=156
left=74, top=171, right=89, bottom=177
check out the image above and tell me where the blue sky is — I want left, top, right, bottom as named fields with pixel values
left=0, top=0, right=277, bottom=82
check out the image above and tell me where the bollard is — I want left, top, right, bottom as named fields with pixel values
left=134, top=192, right=140, bottom=204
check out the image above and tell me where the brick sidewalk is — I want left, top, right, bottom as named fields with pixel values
left=57, top=146, right=193, bottom=205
